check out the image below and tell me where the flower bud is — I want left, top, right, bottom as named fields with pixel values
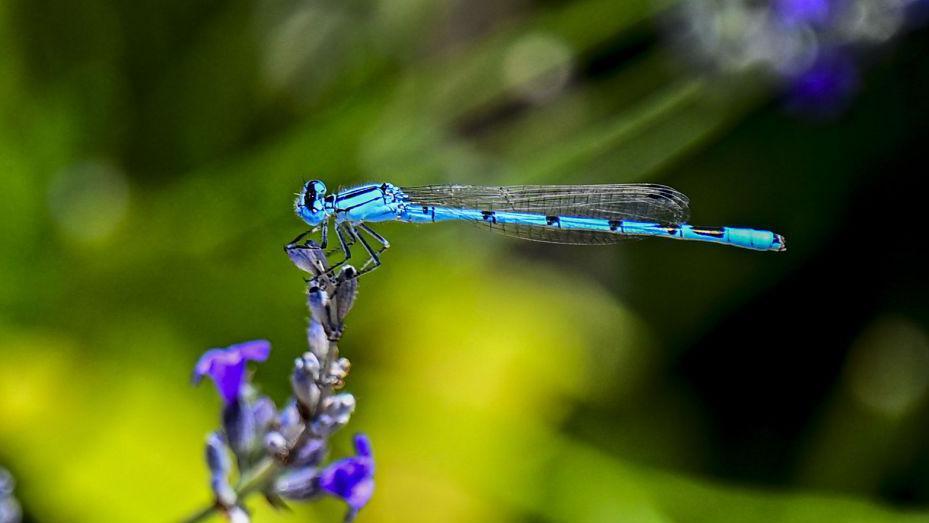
left=291, top=353, right=322, bottom=411
left=295, top=352, right=321, bottom=380
left=278, top=401, right=304, bottom=445
left=251, top=396, right=277, bottom=433
left=308, top=286, right=333, bottom=336
left=273, top=466, right=321, bottom=500
left=327, top=357, right=351, bottom=389
left=311, top=393, right=355, bottom=436
left=334, top=268, right=359, bottom=322
left=264, top=431, right=288, bottom=459
left=306, top=318, right=329, bottom=361
left=307, top=319, right=330, bottom=360
left=291, top=437, right=326, bottom=467
left=205, top=432, right=236, bottom=508
left=223, top=397, right=256, bottom=459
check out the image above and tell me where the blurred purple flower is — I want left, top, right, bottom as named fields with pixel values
left=774, top=0, right=832, bottom=25
left=788, top=50, right=858, bottom=112
left=194, top=340, right=271, bottom=404
left=318, top=433, right=374, bottom=511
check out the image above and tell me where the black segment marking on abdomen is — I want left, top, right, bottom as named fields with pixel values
left=546, top=216, right=560, bottom=227
left=418, top=206, right=436, bottom=222
left=481, top=210, right=497, bottom=224
left=608, top=220, right=623, bottom=232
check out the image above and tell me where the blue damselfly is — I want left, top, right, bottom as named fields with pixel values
left=290, top=180, right=786, bottom=274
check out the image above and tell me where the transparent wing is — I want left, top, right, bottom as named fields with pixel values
left=399, top=184, right=691, bottom=245
left=401, top=184, right=690, bottom=223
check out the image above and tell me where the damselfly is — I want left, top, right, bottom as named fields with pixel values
left=291, top=180, right=786, bottom=275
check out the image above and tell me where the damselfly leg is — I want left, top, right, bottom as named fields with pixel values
left=359, top=223, right=390, bottom=250
left=287, top=229, right=313, bottom=247
left=286, top=224, right=345, bottom=273
left=287, top=221, right=390, bottom=277
left=333, top=222, right=352, bottom=266
left=328, top=222, right=356, bottom=258
left=344, top=223, right=390, bottom=275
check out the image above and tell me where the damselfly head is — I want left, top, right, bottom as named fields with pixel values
left=296, top=180, right=329, bottom=225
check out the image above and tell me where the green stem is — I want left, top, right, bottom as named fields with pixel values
left=181, top=458, right=281, bottom=523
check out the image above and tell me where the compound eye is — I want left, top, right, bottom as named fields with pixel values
left=303, top=183, right=316, bottom=208
left=303, top=180, right=328, bottom=212
left=302, top=180, right=324, bottom=205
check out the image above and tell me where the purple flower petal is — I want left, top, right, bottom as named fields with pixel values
left=788, top=50, right=858, bottom=113
left=193, top=349, right=228, bottom=383
left=775, top=0, right=832, bottom=26
left=214, top=360, right=246, bottom=405
left=229, top=339, right=271, bottom=362
left=353, top=433, right=372, bottom=458
left=193, top=340, right=272, bottom=404
left=344, top=478, right=374, bottom=510
left=319, top=433, right=375, bottom=511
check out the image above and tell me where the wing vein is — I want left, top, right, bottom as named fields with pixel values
left=399, top=184, right=691, bottom=245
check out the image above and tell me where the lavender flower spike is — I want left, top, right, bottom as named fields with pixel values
left=194, top=340, right=271, bottom=404
left=319, top=433, right=375, bottom=514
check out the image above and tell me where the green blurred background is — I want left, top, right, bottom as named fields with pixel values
left=3, top=0, right=929, bottom=521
